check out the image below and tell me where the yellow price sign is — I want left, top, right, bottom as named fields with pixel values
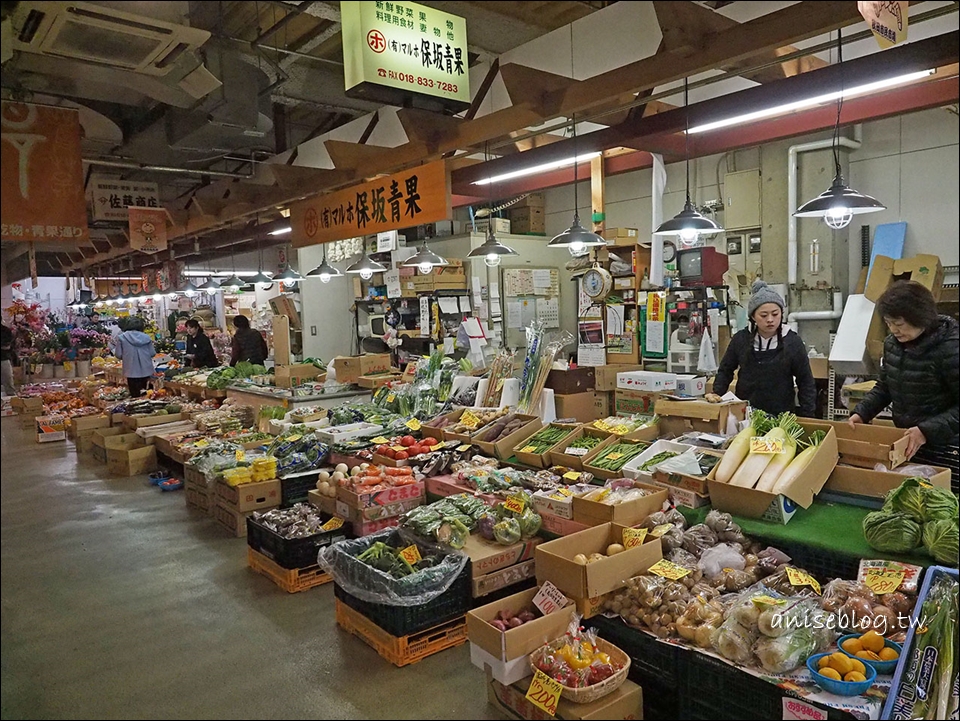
left=606, top=452, right=624, bottom=461
left=525, top=669, right=562, bottom=716
left=405, top=418, right=422, bottom=431
left=194, top=439, right=209, bottom=448
left=648, top=559, right=691, bottom=580
left=287, top=434, right=302, bottom=443
left=553, top=486, right=574, bottom=497
left=623, top=527, right=648, bottom=549
left=612, top=424, right=631, bottom=435
left=391, top=445, right=407, bottom=452
left=563, top=471, right=581, bottom=482
left=456, top=444, right=471, bottom=452
left=520, top=445, right=538, bottom=454
left=235, top=449, right=246, bottom=462
left=864, top=568, right=905, bottom=595
left=752, top=594, right=787, bottom=608
left=321, top=517, right=345, bottom=532
left=503, top=496, right=526, bottom=515
left=593, top=420, right=610, bottom=431
left=399, top=544, right=422, bottom=565
left=649, top=523, right=674, bottom=538
left=386, top=394, right=396, bottom=403
left=459, top=411, right=482, bottom=429
left=750, top=437, right=784, bottom=454
left=785, top=566, right=822, bottom=594
left=371, top=436, right=390, bottom=444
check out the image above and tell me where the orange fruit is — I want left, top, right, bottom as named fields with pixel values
left=818, top=655, right=833, bottom=669
left=860, top=630, right=886, bottom=653
left=879, top=647, right=899, bottom=661
left=844, top=671, right=867, bottom=683
left=819, top=667, right=842, bottom=681
left=830, top=652, right=854, bottom=676
left=850, top=658, right=867, bottom=675
left=841, top=637, right=863, bottom=655
left=857, top=650, right=882, bottom=662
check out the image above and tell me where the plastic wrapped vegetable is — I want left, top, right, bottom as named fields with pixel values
left=712, top=616, right=758, bottom=664
left=863, top=510, right=922, bottom=553
left=493, top=517, right=522, bottom=545
left=922, top=518, right=960, bottom=565
left=436, top=517, right=470, bottom=549
left=477, top=511, right=497, bottom=541
left=676, top=596, right=726, bottom=648
left=518, top=508, right=542, bottom=539
left=704, top=509, right=749, bottom=545
left=681, top=524, right=719, bottom=557
left=820, top=579, right=876, bottom=613
left=755, top=546, right=791, bottom=578
left=753, top=627, right=818, bottom=673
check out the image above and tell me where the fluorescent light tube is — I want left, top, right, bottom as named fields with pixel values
left=472, top=152, right=601, bottom=185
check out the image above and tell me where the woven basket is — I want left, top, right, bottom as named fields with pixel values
left=530, top=637, right=631, bottom=704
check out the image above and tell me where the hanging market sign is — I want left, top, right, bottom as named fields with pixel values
left=858, top=1, right=908, bottom=49
left=291, top=160, right=450, bottom=247
left=89, top=178, right=161, bottom=222
left=341, top=0, right=470, bottom=110
left=128, top=207, right=168, bottom=254
left=0, top=101, right=89, bottom=243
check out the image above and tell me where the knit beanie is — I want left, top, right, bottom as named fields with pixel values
left=748, top=280, right=785, bottom=318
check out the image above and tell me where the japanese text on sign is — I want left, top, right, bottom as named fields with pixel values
left=89, top=178, right=160, bottom=221
left=864, top=567, right=905, bottom=595
left=400, top=544, right=422, bottom=565
left=648, top=559, right=691, bottom=580
left=533, top=581, right=570, bottom=617
left=622, top=527, right=648, bottom=549
left=785, top=566, right=821, bottom=594
left=503, top=496, right=525, bottom=515
left=750, top=437, right=785, bottom=454
left=526, top=670, right=562, bottom=716
left=858, top=1, right=908, bottom=48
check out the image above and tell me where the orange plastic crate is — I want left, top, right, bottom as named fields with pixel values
left=334, top=598, right=467, bottom=667
left=247, top=547, right=332, bottom=593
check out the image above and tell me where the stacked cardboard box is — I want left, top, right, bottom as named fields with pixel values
left=335, top=480, right=425, bottom=537
left=508, top=206, right=545, bottom=234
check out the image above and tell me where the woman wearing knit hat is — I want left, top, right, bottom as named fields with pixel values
left=708, top=280, right=816, bottom=417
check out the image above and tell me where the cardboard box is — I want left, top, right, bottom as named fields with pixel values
left=123, top=413, right=184, bottom=430
left=825, top=419, right=909, bottom=470
left=106, top=445, right=158, bottom=476
left=467, top=586, right=576, bottom=668
left=616, top=370, right=677, bottom=392
left=553, top=392, right=607, bottom=424
left=572, top=482, right=669, bottom=526
left=486, top=669, right=643, bottom=721
left=308, top=488, right=339, bottom=517
left=463, top=534, right=541, bottom=579
left=654, top=398, right=747, bottom=437
left=71, top=414, right=110, bottom=433
left=602, top=227, right=640, bottom=246
left=825, top=463, right=952, bottom=499
left=349, top=516, right=401, bottom=537
left=470, top=644, right=535, bottom=687
left=268, top=294, right=301, bottom=329
left=675, top=375, right=706, bottom=397
left=473, top=559, right=538, bottom=598
left=508, top=207, right=545, bottom=234
left=573, top=593, right=607, bottom=620
left=706, top=420, right=838, bottom=524
left=336, top=480, right=424, bottom=510
left=274, top=363, right=324, bottom=389
left=514, top=423, right=580, bottom=469
left=334, top=494, right=422, bottom=523
left=216, top=479, right=281, bottom=512
left=614, top=389, right=662, bottom=416
left=650, top=449, right=722, bottom=496
left=90, top=426, right=126, bottom=462
left=532, top=488, right=576, bottom=520
left=471, top=217, right=511, bottom=235
left=12, top=396, right=44, bottom=412
left=622, top=439, right=697, bottom=483
left=593, top=364, right=643, bottom=392
left=473, top=415, right=542, bottom=461
left=357, top=372, right=401, bottom=390
left=538, top=511, right=591, bottom=538
left=74, top=431, right=97, bottom=454
left=652, top=480, right=711, bottom=509
left=548, top=426, right=616, bottom=471
left=511, top=192, right=544, bottom=209
left=214, top=501, right=252, bottom=537
left=535, top=522, right=663, bottom=599
left=36, top=415, right=67, bottom=443
left=809, top=357, right=830, bottom=380
left=546, top=367, right=596, bottom=395
left=332, top=353, right=392, bottom=384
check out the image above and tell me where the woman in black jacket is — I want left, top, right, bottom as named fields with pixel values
left=230, top=315, right=268, bottom=367
left=709, top=281, right=816, bottom=417
left=850, top=281, right=959, bottom=461
left=185, top=319, right=219, bottom=368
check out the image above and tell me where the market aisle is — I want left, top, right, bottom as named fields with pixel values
left=0, top=420, right=499, bottom=720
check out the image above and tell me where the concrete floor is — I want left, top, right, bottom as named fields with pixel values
left=0, top=420, right=503, bottom=719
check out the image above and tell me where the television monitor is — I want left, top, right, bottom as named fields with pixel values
left=676, top=247, right=729, bottom=287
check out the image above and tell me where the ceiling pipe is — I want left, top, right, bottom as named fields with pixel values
left=82, top=158, right=254, bottom=179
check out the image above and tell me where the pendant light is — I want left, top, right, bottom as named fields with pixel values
left=179, top=279, right=200, bottom=298
left=307, top=246, right=343, bottom=284
left=654, top=78, right=723, bottom=244
left=198, top=264, right=221, bottom=295
left=251, top=230, right=274, bottom=288
left=221, top=248, right=248, bottom=293
left=275, top=266, right=303, bottom=285
left=346, top=245, right=387, bottom=280
left=548, top=114, right=605, bottom=257
left=795, top=28, right=885, bottom=229
left=402, top=239, right=449, bottom=274
left=467, top=141, right=518, bottom=268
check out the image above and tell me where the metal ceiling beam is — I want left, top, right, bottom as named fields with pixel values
left=82, top=158, right=254, bottom=179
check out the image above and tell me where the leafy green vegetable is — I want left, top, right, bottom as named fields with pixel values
left=922, top=519, right=960, bottom=565
left=493, top=517, right=522, bottom=545
left=863, top=510, right=922, bottom=553
left=884, top=477, right=959, bottom=523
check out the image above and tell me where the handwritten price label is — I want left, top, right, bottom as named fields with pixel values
left=533, top=580, right=570, bottom=617
left=864, top=568, right=905, bottom=595
left=405, top=418, right=422, bottom=431
left=612, top=424, right=632, bottom=435
left=194, top=439, right=209, bottom=448
left=503, top=496, right=526, bottom=514
left=456, top=444, right=471, bottom=452
left=565, top=446, right=589, bottom=457
left=286, top=434, right=302, bottom=443
left=623, top=527, right=648, bottom=549
left=371, top=436, right=390, bottom=444
left=399, top=544, right=422, bottom=565
left=562, top=471, right=581, bottom=482
left=459, top=411, right=481, bottom=429
left=593, top=420, right=610, bottom=431
left=785, top=566, right=822, bottom=594
left=520, top=445, right=538, bottom=454
left=648, top=559, right=691, bottom=580
left=750, top=437, right=784, bottom=454
left=526, top=669, right=563, bottom=716
left=649, top=523, right=674, bottom=538
left=320, top=517, right=344, bottom=532
left=392, top=445, right=407, bottom=452
left=235, top=449, right=246, bottom=462
left=606, top=452, right=624, bottom=461
left=386, top=394, right=396, bottom=403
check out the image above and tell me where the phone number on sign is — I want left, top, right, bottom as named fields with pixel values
left=378, top=69, right=458, bottom=94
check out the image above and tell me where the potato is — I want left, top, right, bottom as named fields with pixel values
left=606, top=543, right=625, bottom=556
left=335, top=463, right=349, bottom=474
left=573, top=554, right=588, bottom=565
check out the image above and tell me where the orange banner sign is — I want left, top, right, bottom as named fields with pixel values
left=291, top=160, right=450, bottom=247
left=1, top=101, right=89, bottom=243
left=129, top=207, right=168, bottom=254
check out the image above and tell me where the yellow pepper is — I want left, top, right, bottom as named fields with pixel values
left=568, top=643, right=594, bottom=670
left=594, top=652, right=611, bottom=666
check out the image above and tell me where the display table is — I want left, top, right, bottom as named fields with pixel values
left=163, top=380, right=227, bottom=401
left=224, top=385, right=371, bottom=413
left=679, top=502, right=933, bottom=580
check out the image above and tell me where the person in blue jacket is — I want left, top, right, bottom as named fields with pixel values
left=112, top=317, right=156, bottom=397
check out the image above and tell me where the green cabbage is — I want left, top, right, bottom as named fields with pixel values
left=518, top=508, right=542, bottom=539
left=863, top=511, right=922, bottom=553
left=922, top=519, right=960, bottom=565
left=884, top=477, right=959, bottom=523
left=493, top=517, right=522, bottom=546
left=921, top=486, right=960, bottom=522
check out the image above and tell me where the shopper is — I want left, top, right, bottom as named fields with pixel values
left=1, top=323, right=17, bottom=396
left=112, top=317, right=155, bottom=398
left=185, top=319, right=219, bottom=369
left=849, top=281, right=959, bottom=460
left=230, top=315, right=268, bottom=367
left=708, top=280, right=816, bottom=417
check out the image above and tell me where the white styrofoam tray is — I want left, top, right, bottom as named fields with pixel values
left=622, top=439, right=695, bottom=482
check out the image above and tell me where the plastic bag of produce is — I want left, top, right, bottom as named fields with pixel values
left=712, top=616, right=758, bottom=664
left=681, top=524, right=719, bottom=557
left=493, top=517, right=522, bottom=545
left=863, top=510, right=922, bottom=553
left=703, top=509, right=749, bottom=545
left=753, top=627, right=818, bottom=673
left=698, top=543, right=746, bottom=579
left=317, top=527, right=468, bottom=606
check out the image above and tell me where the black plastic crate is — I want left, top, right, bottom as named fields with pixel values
left=246, top=516, right=347, bottom=569
left=279, top=471, right=320, bottom=508
left=586, top=615, right=680, bottom=686
left=333, top=564, right=472, bottom=637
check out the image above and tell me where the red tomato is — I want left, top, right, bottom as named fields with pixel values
left=412, top=446, right=425, bottom=456
left=401, top=435, right=416, bottom=447
left=395, top=450, right=409, bottom=461
left=376, top=445, right=390, bottom=455
left=421, top=437, right=438, bottom=447
left=385, top=448, right=396, bottom=459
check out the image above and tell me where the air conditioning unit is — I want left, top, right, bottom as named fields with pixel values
left=10, top=1, right=212, bottom=77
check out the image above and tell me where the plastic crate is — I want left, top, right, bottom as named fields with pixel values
left=747, top=537, right=861, bottom=582
left=586, top=615, right=681, bottom=687
left=334, top=598, right=467, bottom=667
left=247, top=547, right=332, bottom=593
left=246, top=515, right=347, bottom=569
left=280, top=471, right=320, bottom=508
left=882, top=565, right=960, bottom=720
left=333, top=564, right=471, bottom=637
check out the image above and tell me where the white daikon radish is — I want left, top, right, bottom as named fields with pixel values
left=715, top=411, right=772, bottom=484
left=771, top=430, right=827, bottom=494
left=730, top=414, right=802, bottom=489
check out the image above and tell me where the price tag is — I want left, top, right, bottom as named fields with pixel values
left=533, top=581, right=570, bottom=617
left=751, top=594, right=787, bottom=608
left=457, top=444, right=472, bottom=452
left=917, top=479, right=933, bottom=488
left=526, top=669, right=562, bottom=717
left=520, top=445, right=538, bottom=454
left=623, top=527, right=648, bottom=549
left=612, top=424, right=631, bottom=435
left=386, top=394, right=396, bottom=403
left=649, top=523, right=674, bottom=538
left=864, top=567, right=905, bottom=595
left=593, top=420, right=610, bottom=431
left=194, top=439, right=209, bottom=448
left=287, top=434, right=302, bottom=443
left=750, top=437, right=784, bottom=454
left=235, top=449, right=245, bottom=462
left=459, top=410, right=482, bottom=429
left=565, top=446, right=589, bottom=457
left=399, top=544, right=422, bottom=565
left=648, top=559, right=691, bottom=580
left=562, top=471, right=581, bottom=481
left=785, top=566, right=822, bottom=594
left=392, top=445, right=407, bottom=452
left=320, top=517, right=345, bottom=532
left=503, top=496, right=526, bottom=514
left=552, top=487, right=574, bottom=497
left=606, top=452, right=624, bottom=461
left=371, top=436, right=389, bottom=444
left=496, top=378, right=505, bottom=391
left=405, top=418, right=422, bottom=431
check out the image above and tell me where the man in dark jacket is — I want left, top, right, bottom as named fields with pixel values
left=1, top=323, right=17, bottom=396
left=850, top=281, right=959, bottom=460
left=709, top=281, right=816, bottom=417
left=230, top=315, right=268, bottom=367
left=185, top=319, right=219, bottom=368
